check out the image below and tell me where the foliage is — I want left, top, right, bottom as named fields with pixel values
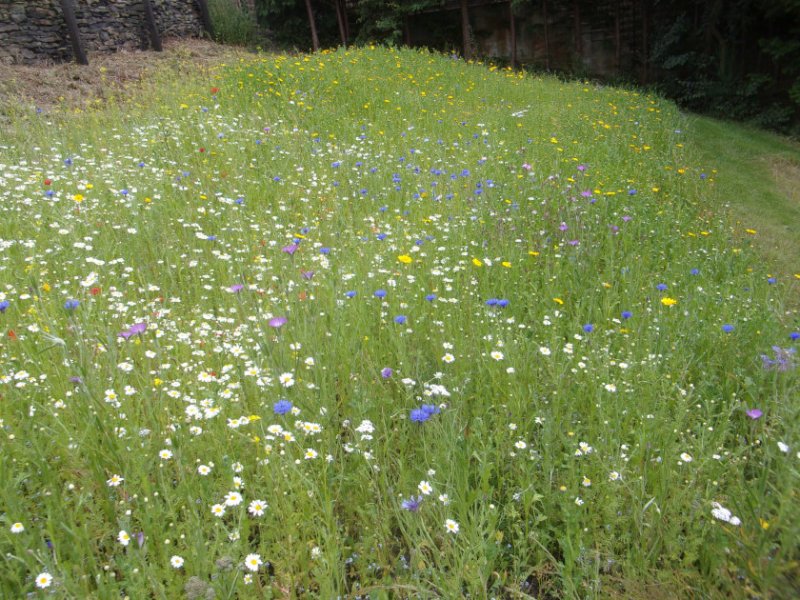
left=208, top=0, right=260, bottom=46
left=0, top=45, right=798, bottom=599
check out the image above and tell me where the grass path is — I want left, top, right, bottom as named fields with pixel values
left=688, top=116, right=800, bottom=296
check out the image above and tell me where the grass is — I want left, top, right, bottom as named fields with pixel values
left=0, top=44, right=798, bottom=599
left=688, top=116, right=800, bottom=293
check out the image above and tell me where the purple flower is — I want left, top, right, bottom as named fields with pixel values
left=621, top=311, right=632, bottom=320
left=745, top=408, right=763, bottom=420
left=425, top=294, right=436, bottom=302
left=120, top=322, right=148, bottom=339
left=485, top=298, right=498, bottom=307
left=790, top=332, right=799, bottom=341
left=497, top=299, right=509, bottom=308
left=268, top=316, right=287, bottom=328
left=0, top=300, right=9, bottom=313
left=381, top=367, right=393, bottom=379
left=656, top=283, right=668, bottom=291
left=64, top=299, right=80, bottom=310
left=230, top=284, right=244, bottom=293
left=345, top=290, right=357, bottom=298
left=761, top=346, right=796, bottom=371
left=583, top=324, right=594, bottom=333
left=301, top=271, right=315, bottom=280
left=722, top=324, right=734, bottom=333
left=282, top=244, right=299, bottom=255
left=136, top=532, right=145, bottom=548
left=401, top=495, right=423, bottom=512
left=559, top=222, right=568, bottom=231
left=69, top=376, right=83, bottom=384
left=273, top=399, right=292, bottom=415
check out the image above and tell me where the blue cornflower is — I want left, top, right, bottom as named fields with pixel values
left=394, top=315, right=407, bottom=325
left=64, top=299, right=80, bottom=310
left=656, top=283, right=668, bottom=291
left=0, top=300, right=9, bottom=313
left=722, top=324, right=735, bottom=333
left=621, top=310, right=632, bottom=320
left=374, top=289, right=387, bottom=299
left=345, top=291, right=357, bottom=298
left=381, top=367, right=393, bottom=379
left=767, top=277, right=776, bottom=284
left=420, top=404, right=440, bottom=417
left=789, top=332, right=799, bottom=341
left=401, top=496, right=423, bottom=512
left=690, top=269, right=700, bottom=275
left=319, top=247, right=330, bottom=255
left=410, top=408, right=430, bottom=423
left=485, top=298, right=498, bottom=307
left=497, top=299, right=509, bottom=308
left=425, top=294, right=436, bottom=302
left=273, top=399, right=292, bottom=415
left=583, top=324, right=594, bottom=333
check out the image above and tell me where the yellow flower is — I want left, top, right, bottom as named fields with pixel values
left=42, top=283, right=51, bottom=293
left=528, top=250, right=540, bottom=257
left=153, top=378, right=163, bottom=387
left=472, top=258, right=483, bottom=267
left=501, top=261, right=511, bottom=268
left=745, top=228, right=757, bottom=235
left=397, top=255, right=413, bottom=264
left=661, top=297, right=677, bottom=307
left=73, top=194, right=84, bottom=203
left=553, top=297, right=564, bottom=305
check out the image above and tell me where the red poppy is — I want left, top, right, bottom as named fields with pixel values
left=199, top=147, right=205, bottom=153
left=8, top=329, right=17, bottom=340
left=44, top=178, right=52, bottom=186
left=90, top=287, right=101, bottom=296
left=211, top=87, right=220, bottom=94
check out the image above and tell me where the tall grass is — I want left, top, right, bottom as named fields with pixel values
left=208, top=0, right=259, bottom=46
left=0, top=46, right=797, bottom=598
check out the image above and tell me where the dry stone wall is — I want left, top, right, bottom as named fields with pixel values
left=0, top=0, right=203, bottom=64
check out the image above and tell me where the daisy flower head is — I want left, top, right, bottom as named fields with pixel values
left=211, top=503, right=226, bottom=518
left=418, top=480, right=433, bottom=495
left=444, top=519, right=459, bottom=534
left=35, top=572, right=53, bottom=589
left=248, top=499, right=268, bottom=516
left=224, top=491, right=243, bottom=507
left=118, top=530, right=131, bottom=546
left=10, top=522, right=24, bottom=533
left=244, top=553, right=263, bottom=572
left=170, top=555, right=185, bottom=569
left=106, top=474, right=124, bottom=487
left=159, top=449, right=173, bottom=460
left=197, top=464, right=212, bottom=476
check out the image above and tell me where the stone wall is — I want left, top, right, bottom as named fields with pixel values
left=0, top=0, right=204, bottom=64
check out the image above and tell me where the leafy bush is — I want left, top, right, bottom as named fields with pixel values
left=208, top=0, right=259, bottom=46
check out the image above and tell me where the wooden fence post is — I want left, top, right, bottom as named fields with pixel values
left=195, top=0, right=214, bottom=38
left=59, top=0, right=88, bottom=65
left=143, top=0, right=163, bottom=51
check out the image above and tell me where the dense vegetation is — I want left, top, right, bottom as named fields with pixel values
left=0, top=46, right=798, bottom=598
left=209, top=0, right=800, bottom=135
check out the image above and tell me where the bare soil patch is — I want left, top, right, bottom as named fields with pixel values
left=0, top=38, right=246, bottom=114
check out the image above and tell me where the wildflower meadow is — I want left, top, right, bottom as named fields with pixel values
left=0, top=46, right=798, bottom=598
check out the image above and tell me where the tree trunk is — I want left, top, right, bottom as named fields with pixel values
left=460, top=0, right=473, bottom=59
left=195, top=0, right=214, bottom=38
left=614, top=0, right=621, bottom=73
left=59, top=0, right=88, bottom=65
left=509, top=1, right=517, bottom=69
left=142, top=0, right=163, bottom=51
left=640, top=0, right=649, bottom=83
left=543, top=0, right=550, bottom=70
left=334, top=0, right=347, bottom=46
left=304, top=0, right=320, bottom=51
